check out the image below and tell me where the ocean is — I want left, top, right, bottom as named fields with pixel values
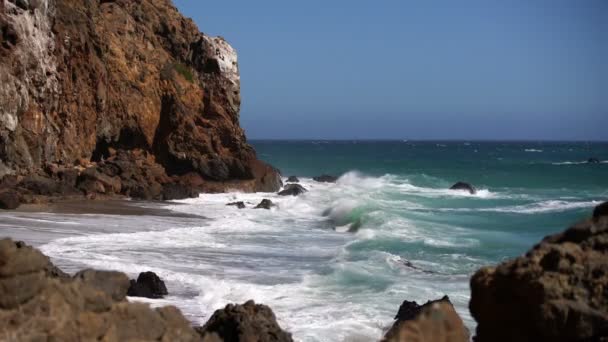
left=2, top=141, right=607, bottom=341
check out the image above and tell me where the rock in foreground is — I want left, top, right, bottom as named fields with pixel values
left=0, top=238, right=200, bottom=341
left=127, top=271, right=169, bottom=299
left=196, top=300, right=293, bottom=342
left=470, top=202, right=608, bottom=342
left=1, top=238, right=296, bottom=341
left=383, top=296, right=468, bottom=342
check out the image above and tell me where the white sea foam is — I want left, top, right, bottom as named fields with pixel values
left=34, top=171, right=493, bottom=341
left=32, top=170, right=596, bottom=341
left=31, top=169, right=602, bottom=341
left=489, top=200, right=599, bottom=214
left=440, top=200, right=599, bottom=214
left=524, top=149, right=543, bottom=152
left=552, top=160, right=608, bottom=165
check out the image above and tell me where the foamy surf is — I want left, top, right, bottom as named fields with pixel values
left=20, top=161, right=601, bottom=342
left=552, top=160, right=608, bottom=165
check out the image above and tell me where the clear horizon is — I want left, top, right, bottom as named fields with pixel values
left=174, top=0, right=607, bottom=141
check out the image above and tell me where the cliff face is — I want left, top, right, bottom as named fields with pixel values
left=0, top=0, right=280, bottom=196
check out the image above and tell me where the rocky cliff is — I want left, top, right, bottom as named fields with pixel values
left=0, top=0, right=281, bottom=203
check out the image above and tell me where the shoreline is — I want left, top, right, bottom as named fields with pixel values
left=13, top=198, right=205, bottom=218
left=1, top=200, right=606, bottom=341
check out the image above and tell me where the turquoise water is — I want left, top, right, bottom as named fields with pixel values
left=23, top=140, right=607, bottom=341
left=253, top=140, right=607, bottom=256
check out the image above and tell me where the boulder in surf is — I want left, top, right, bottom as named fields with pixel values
left=449, top=181, right=477, bottom=195
left=313, top=174, right=338, bottom=183
left=278, top=184, right=307, bottom=196
left=255, top=199, right=275, bottom=209
left=127, top=271, right=168, bottom=299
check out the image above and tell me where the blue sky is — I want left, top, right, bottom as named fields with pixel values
left=173, top=0, right=607, bottom=140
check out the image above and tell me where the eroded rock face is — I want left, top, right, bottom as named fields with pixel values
left=0, top=0, right=279, bottom=195
left=196, top=300, right=293, bottom=342
left=470, top=204, right=608, bottom=342
left=0, top=238, right=201, bottom=341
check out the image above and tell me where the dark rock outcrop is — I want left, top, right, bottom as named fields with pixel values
left=196, top=300, right=293, bottom=342
left=227, top=201, right=246, bottom=209
left=0, top=0, right=280, bottom=207
left=161, top=183, right=200, bottom=201
left=0, top=190, right=19, bottom=209
left=278, top=184, right=307, bottom=196
left=286, top=176, right=299, bottom=183
left=0, top=238, right=201, bottom=341
left=470, top=202, right=608, bottom=342
left=593, top=201, right=608, bottom=220
left=383, top=296, right=468, bottom=342
left=588, top=158, right=601, bottom=164
left=127, top=271, right=169, bottom=299
left=449, top=181, right=477, bottom=195
left=255, top=199, right=275, bottom=210
left=313, top=175, right=338, bottom=183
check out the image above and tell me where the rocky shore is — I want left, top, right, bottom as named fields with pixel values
left=1, top=202, right=606, bottom=341
left=0, top=0, right=281, bottom=209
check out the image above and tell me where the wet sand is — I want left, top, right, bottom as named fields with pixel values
left=14, top=199, right=203, bottom=217
left=0, top=199, right=205, bottom=249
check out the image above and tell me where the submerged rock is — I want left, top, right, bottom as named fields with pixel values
left=278, top=184, right=307, bottom=196
left=313, top=174, right=338, bottom=183
left=255, top=199, right=275, bottom=210
left=127, top=271, right=169, bottom=299
left=286, top=176, right=300, bottom=183
left=227, top=201, right=246, bottom=209
left=196, top=300, right=293, bottom=342
left=449, top=181, right=477, bottom=194
left=470, top=202, right=608, bottom=342
left=383, top=295, right=468, bottom=341
left=400, top=259, right=438, bottom=275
